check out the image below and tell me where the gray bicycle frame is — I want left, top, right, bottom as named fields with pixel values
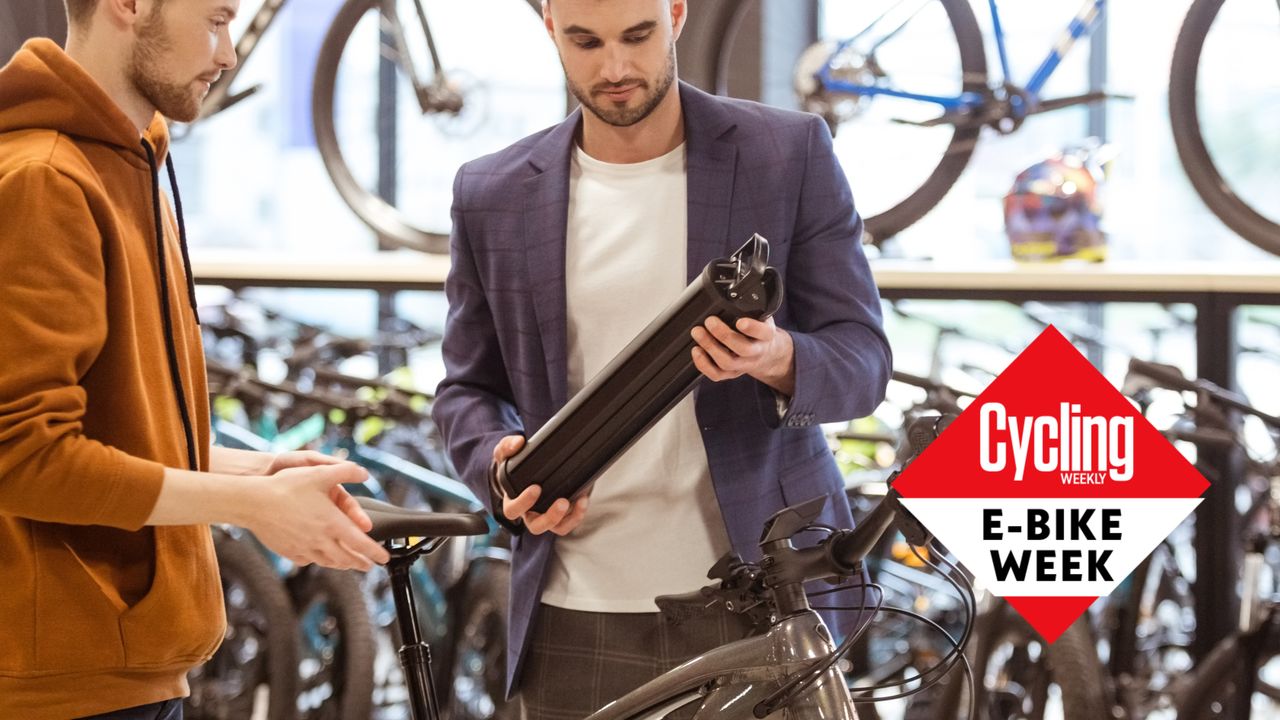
left=585, top=611, right=858, bottom=720
left=199, top=0, right=441, bottom=122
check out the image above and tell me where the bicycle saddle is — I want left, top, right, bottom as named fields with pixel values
left=356, top=496, right=489, bottom=542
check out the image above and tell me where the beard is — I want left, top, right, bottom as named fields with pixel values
left=567, top=42, right=676, bottom=128
left=128, top=9, right=203, bottom=123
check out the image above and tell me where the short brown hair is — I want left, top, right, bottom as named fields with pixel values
left=64, top=0, right=165, bottom=27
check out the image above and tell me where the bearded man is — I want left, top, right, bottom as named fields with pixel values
left=432, top=1, right=893, bottom=717
left=0, top=2, right=393, bottom=717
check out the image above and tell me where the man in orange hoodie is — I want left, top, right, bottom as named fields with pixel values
left=0, top=1, right=392, bottom=718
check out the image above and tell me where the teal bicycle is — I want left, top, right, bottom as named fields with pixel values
left=208, top=359, right=515, bottom=720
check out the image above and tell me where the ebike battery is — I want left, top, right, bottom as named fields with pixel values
left=494, top=234, right=784, bottom=515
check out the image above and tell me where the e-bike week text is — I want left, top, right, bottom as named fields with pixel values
left=979, top=402, right=1133, bottom=483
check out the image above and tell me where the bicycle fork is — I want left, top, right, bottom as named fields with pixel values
left=389, top=552, right=444, bottom=720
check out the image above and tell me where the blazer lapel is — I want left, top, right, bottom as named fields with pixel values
left=523, top=109, right=581, bottom=411
left=680, top=82, right=739, bottom=283
left=520, top=85, right=739, bottom=412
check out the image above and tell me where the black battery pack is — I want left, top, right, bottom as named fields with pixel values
left=494, top=234, right=784, bottom=514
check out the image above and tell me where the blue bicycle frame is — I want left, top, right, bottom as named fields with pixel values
left=819, top=0, right=1106, bottom=119
left=213, top=416, right=505, bottom=649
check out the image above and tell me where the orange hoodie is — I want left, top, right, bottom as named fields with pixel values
left=0, top=39, right=223, bottom=718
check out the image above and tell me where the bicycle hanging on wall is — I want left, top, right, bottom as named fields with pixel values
left=709, top=0, right=1280, bottom=256
left=189, top=0, right=568, bottom=254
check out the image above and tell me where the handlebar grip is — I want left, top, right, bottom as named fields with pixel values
left=1127, top=358, right=1198, bottom=393
left=1167, top=426, right=1236, bottom=450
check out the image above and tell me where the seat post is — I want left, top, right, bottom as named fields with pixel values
left=389, top=549, right=442, bottom=720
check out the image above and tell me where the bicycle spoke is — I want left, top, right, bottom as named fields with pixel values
left=865, top=0, right=940, bottom=57
left=816, top=0, right=983, bottom=243
left=315, top=0, right=566, bottom=251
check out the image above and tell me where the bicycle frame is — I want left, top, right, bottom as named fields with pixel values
left=381, top=542, right=860, bottom=720
left=199, top=0, right=449, bottom=122
left=819, top=0, right=1107, bottom=117
left=584, top=612, right=855, bottom=720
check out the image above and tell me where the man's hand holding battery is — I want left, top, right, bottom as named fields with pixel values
left=691, top=316, right=795, bottom=397
left=494, top=435, right=591, bottom=535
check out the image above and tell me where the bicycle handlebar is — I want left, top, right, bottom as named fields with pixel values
left=826, top=415, right=949, bottom=576
left=748, top=416, right=950, bottom=601
left=1128, top=358, right=1280, bottom=429
left=1128, top=357, right=1201, bottom=394
left=891, top=370, right=976, bottom=399
left=745, top=416, right=958, bottom=718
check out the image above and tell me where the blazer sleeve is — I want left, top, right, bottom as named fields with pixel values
left=762, top=115, right=892, bottom=429
left=432, top=166, right=526, bottom=530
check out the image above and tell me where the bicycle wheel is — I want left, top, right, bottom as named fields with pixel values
left=187, top=530, right=300, bottom=720
left=713, top=0, right=988, bottom=245
left=1175, top=629, right=1280, bottom=719
left=1169, top=0, right=1280, bottom=256
left=1045, top=615, right=1113, bottom=720
left=962, top=602, right=1111, bottom=720
left=446, top=560, right=516, bottom=720
left=968, top=602, right=1051, bottom=720
left=1110, top=539, right=1196, bottom=718
left=313, top=0, right=566, bottom=254
left=291, top=567, right=376, bottom=720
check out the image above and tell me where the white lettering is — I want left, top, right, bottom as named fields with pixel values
left=980, top=403, right=1006, bottom=472
left=978, top=401, right=1134, bottom=482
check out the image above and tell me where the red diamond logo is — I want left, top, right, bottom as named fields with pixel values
left=894, top=326, right=1209, bottom=641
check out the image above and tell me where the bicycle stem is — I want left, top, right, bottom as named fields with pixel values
left=751, top=417, right=948, bottom=716
left=752, top=489, right=920, bottom=718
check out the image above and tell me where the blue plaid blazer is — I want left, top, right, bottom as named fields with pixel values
left=433, top=81, right=892, bottom=694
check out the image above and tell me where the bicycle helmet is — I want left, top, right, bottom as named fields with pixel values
left=1004, top=144, right=1110, bottom=262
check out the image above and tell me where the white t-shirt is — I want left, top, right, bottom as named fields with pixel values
left=539, top=141, right=733, bottom=612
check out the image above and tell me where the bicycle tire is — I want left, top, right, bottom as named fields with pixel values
left=312, top=0, right=551, bottom=254
left=187, top=530, right=300, bottom=720
left=291, top=567, right=376, bottom=720
left=1045, top=615, right=1113, bottom=720
left=963, top=602, right=1115, bottom=720
left=966, top=602, right=1050, bottom=720
left=1169, top=0, right=1280, bottom=256
left=1175, top=631, right=1280, bottom=719
left=710, top=0, right=988, bottom=245
left=445, top=559, right=516, bottom=720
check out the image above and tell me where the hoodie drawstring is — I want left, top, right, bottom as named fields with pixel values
left=165, top=157, right=200, bottom=326
left=142, top=139, right=199, bottom=473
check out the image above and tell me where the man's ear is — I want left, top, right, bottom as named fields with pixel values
left=98, top=0, right=144, bottom=32
left=671, top=0, right=688, bottom=42
left=543, top=0, right=555, bottom=42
